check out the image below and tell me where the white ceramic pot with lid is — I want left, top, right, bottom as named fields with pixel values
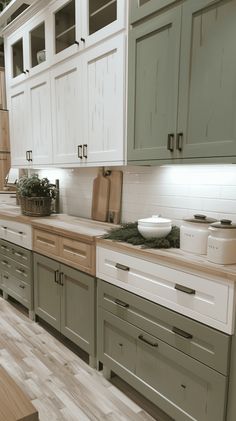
left=180, top=214, right=217, bottom=255
left=138, top=215, right=172, bottom=239
left=207, top=219, right=236, bottom=265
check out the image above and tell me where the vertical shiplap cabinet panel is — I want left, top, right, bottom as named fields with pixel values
left=51, top=56, right=83, bottom=164
left=178, top=0, right=236, bottom=159
left=9, top=84, right=29, bottom=166
left=127, top=7, right=181, bottom=162
left=129, top=0, right=178, bottom=24
left=83, top=34, right=125, bottom=164
left=28, top=72, right=53, bottom=165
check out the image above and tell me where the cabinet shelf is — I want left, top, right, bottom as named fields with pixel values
left=56, top=24, right=75, bottom=40
left=90, top=0, right=116, bottom=18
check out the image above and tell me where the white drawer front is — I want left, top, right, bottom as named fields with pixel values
left=96, top=246, right=235, bottom=334
left=0, top=220, right=32, bottom=250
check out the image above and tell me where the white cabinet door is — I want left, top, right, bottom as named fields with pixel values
left=51, top=56, right=83, bottom=164
left=5, top=29, right=29, bottom=88
left=83, top=34, right=125, bottom=164
left=28, top=72, right=53, bottom=165
left=8, top=83, right=30, bottom=167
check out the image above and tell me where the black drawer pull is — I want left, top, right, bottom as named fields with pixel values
left=3, top=275, right=8, bottom=279
left=138, top=334, right=158, bottom=348
left=13, top=251, right=23, bottom=258
left=172, top=326, right=193, bottom=340
left=115, top=263, right=130, bottom=271
left=175, top=284, right=195, bottom=295
left=167, top=133, right=175, bottom=151
left=59, top=272, right=64, bottom=286
left=54, top=270, right=60, bottom=284
left=1, top=245, right=6, bottom=249
left=19, top=284, right=25, bottom=289
left=114, top=298, right=129, bottom=308
left=2, top=260, right=8, bottom=266
left=16, top=268, right=25, bottom=274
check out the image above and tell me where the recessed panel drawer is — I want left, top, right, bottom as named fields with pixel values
left=96, top=246, right=235, bottom=334
left=98, top=280, right=231, bottom=375
left=4, top=272, right=30, bottom=305
left=11, top=242, right=32, bottom=266
left=33, top=229, right=60, bottom=257
left=60, top=237, right=93, bottom=273
left=99, top=309, right=227, bottom=421
left=0, top=220, right=32, bottom=249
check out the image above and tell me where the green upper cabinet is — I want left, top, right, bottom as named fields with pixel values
left=128, top=0, right=236, bottom=164
left=129, top=0, right=178, bottom=24
left=178, top=0, right=236, bottom=159
left=127, top=6, right=181, bottom=161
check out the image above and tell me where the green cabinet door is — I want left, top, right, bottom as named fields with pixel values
left=129, top=0, right=178, bottom=24
left=60, top=264, right=95, bottom=356
left=34, top=253, right=60, bottom=330
left=127, top=6, right=181, bottom=162
left=178, top=0, right=236, bottom=159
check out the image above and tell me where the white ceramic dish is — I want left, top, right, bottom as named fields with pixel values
left=37, top=49, right=46, bottom=64
left=138, top=215, right=172, bottom=239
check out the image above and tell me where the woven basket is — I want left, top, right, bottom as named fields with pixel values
left=20, top=196, right=52, bottom=217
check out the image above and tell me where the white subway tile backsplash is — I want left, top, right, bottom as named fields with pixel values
left=37, top=165, right=236, bottom=226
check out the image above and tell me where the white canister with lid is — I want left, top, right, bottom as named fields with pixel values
left=180, top=214, right=217, bottom=255
left=207, top=219, right=236, bottom=265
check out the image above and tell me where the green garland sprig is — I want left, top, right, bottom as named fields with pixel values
left=103, top=222, right=180, bottom=249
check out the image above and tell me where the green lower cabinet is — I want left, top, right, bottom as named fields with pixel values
left=34, top=253, right=95, bottom=358
left=98, top=308, right=228, bottom=421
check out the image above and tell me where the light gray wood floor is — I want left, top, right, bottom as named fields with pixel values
left=0, top=297, right=171, bottom=421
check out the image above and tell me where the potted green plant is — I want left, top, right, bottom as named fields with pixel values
left=17, top=174, right=56, bottom=217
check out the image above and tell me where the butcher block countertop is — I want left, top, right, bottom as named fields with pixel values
left=96, top=238, right=236, bottom=283
left=0, top=205, right=236, bottom=281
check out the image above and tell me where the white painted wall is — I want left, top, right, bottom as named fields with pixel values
left=38, top=165, right=236, bottom=226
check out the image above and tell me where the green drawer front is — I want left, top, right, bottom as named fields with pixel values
left=98, top=280, right=230, bottom=375
left=98, top=309, right=227, bottom=421
left=4, top=272, right=30, bottom=307
left=0, top=253, right=14, bottom=273
left=0, top=253, right=32, bottom=285
left=0, top=239, right=12, bottom=258
left=0, top=239, right=32, bottom=267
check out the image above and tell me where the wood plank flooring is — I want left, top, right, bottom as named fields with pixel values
left=0, top=297, right=171, bottom=421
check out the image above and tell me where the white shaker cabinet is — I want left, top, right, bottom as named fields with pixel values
left=82, top=34, right=125, bottom=165
left=9, top=71, right=53, bottom=167
left=50, top=56, right=83, bottom=165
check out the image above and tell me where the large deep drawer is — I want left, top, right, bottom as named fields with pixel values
left=98, top=280, right=230, bottom=375
left=96, top=246, right=235, bottom=334
left=0, top=220, right=32, bottom=249
left=98, top=309, right=227, bottom=421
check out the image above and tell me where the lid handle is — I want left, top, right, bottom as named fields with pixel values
left=220, top=219, right=232, bottom=225
left=194, top=214, right=206, bottom=220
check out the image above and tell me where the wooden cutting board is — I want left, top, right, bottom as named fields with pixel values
left=107, top=170, right=123, bottom=224
left=91, top=170, right=110, bottom=222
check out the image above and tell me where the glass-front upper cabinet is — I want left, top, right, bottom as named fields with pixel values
left=6, top=13, right=49, bottom=86
left=129, top=0, right=177, bottom=24
left=50, top=0, right=126, bottom=64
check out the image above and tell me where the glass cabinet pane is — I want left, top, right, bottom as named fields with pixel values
left=139, top=0, right=151, bottom=5
left=30, top=23, right=46, bottom=68
left=89, top=0, right=117, bottom=35
left=55, top=0, right=76, bottom=54
left=12, top=39, right=23, bottom=78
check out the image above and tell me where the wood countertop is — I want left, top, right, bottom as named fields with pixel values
left=1, top=206, right=236, bottom=282
left=96, top=238, right=236, bottom=283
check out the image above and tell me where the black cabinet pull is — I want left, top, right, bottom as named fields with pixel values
left=115, top=263, right=129, bottom=271
left=3, top=226, right=7, bottom=230
left=74, top=40, right=79, bottom=45
left=175, top=284, right=195, bottom=295
left=176, top=132, right=183, bottom=151
left=26, top=150, right=30, bottom=161
left=59, top=272, right=64, bottom=286
left=29, top=150, right=33, bottom=162
left=77, top=144, right=83, bottom=159
left=138, top=334, right=158, bottom=348
left=167, top=133, right=175, bottom=151
left=83, top=144, right=88, bottom=158
left=114, top=298, right=129, bottom=308
left=19, top=284, right=25, bottom=289
left=172, top=326, right=193, bottom=339
left=3, top=275, right=8, bottom=279
left=80, top=37, right=85, bottom=43
left=54, top=270, right=60, bottom=284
